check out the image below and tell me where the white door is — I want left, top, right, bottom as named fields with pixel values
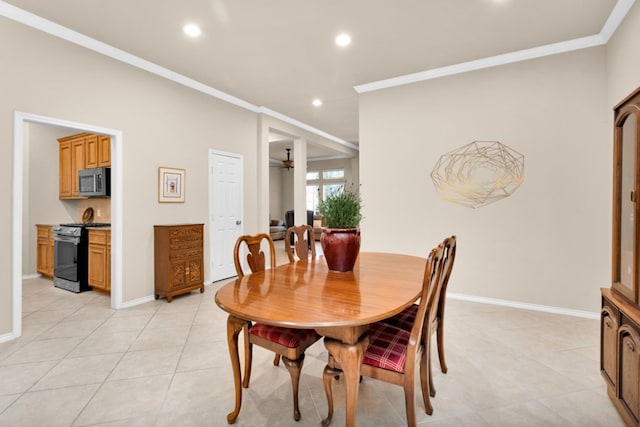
left=209, top=150, right=243, bottom=281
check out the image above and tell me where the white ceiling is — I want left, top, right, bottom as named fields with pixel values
left=1, top=0, right=629, bottom=158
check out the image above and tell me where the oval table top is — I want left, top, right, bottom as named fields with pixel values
left=215, top=252, right=427, bottom=329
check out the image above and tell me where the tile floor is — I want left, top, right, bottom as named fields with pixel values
left=0, top=241, right=627, bottom=426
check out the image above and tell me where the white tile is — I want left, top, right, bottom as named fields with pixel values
left=32, top=353, right=122, bottom=390
left=108, top=347, right=182, bottom=381
left=74, top=375, right=172, bottom=425
left=0, top=337, right=84, bottom=365
left=0, top=384, right=99, bottom=427
left=0, top=361, right=57, bottom=394
left=478, top=400, right=572, bottom=426
left=129, top=326, right=190, bottom=351
left=69, top=330, right=139, bottom=357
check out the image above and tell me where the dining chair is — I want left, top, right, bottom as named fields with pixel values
left=285, top=224, right=316, bottom=262
left=383, top=235, right=457, bottom=398
left=321, top=242, right=446, bottom=426
left=233, top=233, right=321, bottom=422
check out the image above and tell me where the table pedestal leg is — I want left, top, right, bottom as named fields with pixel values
left=322, top=335, right=370, bottom=427
left=226, top=315, right=249, bottom=424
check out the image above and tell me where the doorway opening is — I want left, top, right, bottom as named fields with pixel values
left=11, top=111, right=123, bottom=340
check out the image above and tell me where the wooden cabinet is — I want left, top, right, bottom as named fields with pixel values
left=85, top=134, right=111, bottom=169
left=154, top=224, right=204, bottom=302
left=88, top=229, right=110, bottom=293
left=36, top=224, right=54, bottom=277
left=58, top=133, right=111, bottom=199
left=602, top=86, right=640, bottom=427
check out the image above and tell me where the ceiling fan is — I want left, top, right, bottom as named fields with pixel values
left=282, top=148, right=293, bottom=170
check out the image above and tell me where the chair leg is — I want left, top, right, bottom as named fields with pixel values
left=419, top=348, right=433, bottom=415
left=282, top=354, right=305, bottom=422
left=322, top=365, right=341, bottom=427
left=273, top=353, right=281, bottom=366
left=437, top=321, right=448, bottom=373
left=242, top=326, right=253, bottom=389
left=403, top=374, right=417, bottom=427
left=429, top=349, right=436, bottom=398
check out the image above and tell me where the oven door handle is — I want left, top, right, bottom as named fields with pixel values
left=54, top=236, right=80, bottom=245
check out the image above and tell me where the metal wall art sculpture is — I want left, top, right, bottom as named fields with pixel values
left=430, top=141, right=524, bottom=209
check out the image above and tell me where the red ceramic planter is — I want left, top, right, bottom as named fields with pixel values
left=320, top=228, right=361, bottom=272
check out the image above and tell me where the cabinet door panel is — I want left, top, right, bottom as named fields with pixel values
left=619, top=324, right=640, bottom=423
left=85, top=135, right=98, bottom=169
left=98, top=136, right=111, bottom=167
left=72, top=139, right=86, bottom=197
left=170, top=261, right=187, bottom=288
left=59, top=141, right=72, bottom=198
left=88, top=244, right=107, bottom=290
left=188, top=257, right=203, bottom=284
left=601, top=305, right=618, bottom=388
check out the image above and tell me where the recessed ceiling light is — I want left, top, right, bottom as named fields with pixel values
left=312, top=99, right=323, bottom=107
left=335, top=33, right=351, bottom=47
left=183, top=23, right=202, bottom=38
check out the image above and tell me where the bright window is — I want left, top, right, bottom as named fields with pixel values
left=323, top=169, right=344, bottom=180
left=306, top=168, right=345, bottom=212
left=306, top=185, right=320, bottom=212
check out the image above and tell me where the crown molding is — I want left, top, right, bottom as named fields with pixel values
left=354, top=0, right=636, bottom=94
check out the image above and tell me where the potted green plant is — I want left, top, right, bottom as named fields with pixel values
left=319, top=189, right=363, bottom=272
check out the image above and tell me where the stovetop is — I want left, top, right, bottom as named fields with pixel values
left=60, top=223, right=111, bottom=228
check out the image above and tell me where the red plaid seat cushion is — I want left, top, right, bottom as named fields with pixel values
left=249, top=323, right=319, bottom=348
left=383, top=303, right=418, bottom=331
left=363, top=322, right=410, bottom=373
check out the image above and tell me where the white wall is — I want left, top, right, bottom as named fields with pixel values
left=360, top=47, right=610, bottom=313
left=269, top=165, right=284, bottom=221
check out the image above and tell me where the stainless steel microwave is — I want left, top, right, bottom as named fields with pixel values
left=78, top=167, right=110, bottom=197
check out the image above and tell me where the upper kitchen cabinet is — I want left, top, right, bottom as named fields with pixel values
left=85, top=134, right=111, bottom=169
left=58, top=133, right=111, bottom=199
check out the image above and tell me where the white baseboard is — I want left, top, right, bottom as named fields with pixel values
left=448, top=292, right=599, bottom=320
left=118, top=295, right=155, bottom=309
left=22, top=273, right=41, bottom=280
left=0, top=332, right=17, bottom=343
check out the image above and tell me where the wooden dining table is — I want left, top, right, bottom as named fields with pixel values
left=214, top=252, right=427, bottom=426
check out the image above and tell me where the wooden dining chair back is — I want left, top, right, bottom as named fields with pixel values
left=232, top=233, right=321, bottom=422
left=285, top=224, right=316, bottom=262
left=433, top=235, right=457, bottom=373
left=321, top=243, right=446, bottom=427
left=233, top=233, right=276, bottom=278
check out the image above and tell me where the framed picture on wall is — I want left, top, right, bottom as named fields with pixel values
left=158, top=167, right=185, bottom=203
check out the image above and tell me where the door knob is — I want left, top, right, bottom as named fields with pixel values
left=236, top=220, right=242, bottom=225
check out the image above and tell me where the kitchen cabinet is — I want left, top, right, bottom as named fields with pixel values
left=154, top=224, right=204, bottom=302
left=88, top=229, right=110, bottom=293
left=58, top=132, right=111, bottom=199
left=602, top=86, right=640, bottom=427
left=85, top=134, right=111, bottom=168
left=36, top=224, right=54, bottom=277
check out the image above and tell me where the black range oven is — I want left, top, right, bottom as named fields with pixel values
left=52, top=223, right=110, bottom=293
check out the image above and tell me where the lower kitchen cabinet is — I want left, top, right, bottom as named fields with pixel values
left=154, top=224, right=204, bottom=302
left=36, top=224, right=54, bottom=277
left=88, top=229, right=110, bottom=293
